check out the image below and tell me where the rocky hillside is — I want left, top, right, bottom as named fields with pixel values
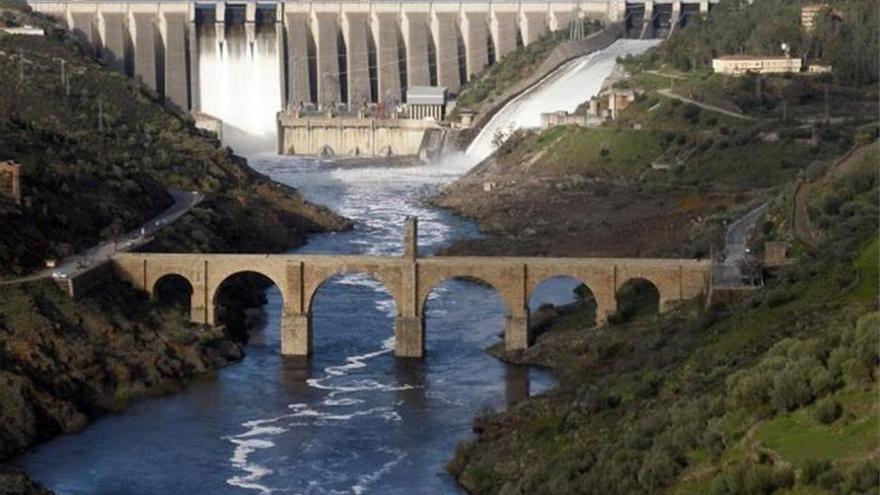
left=0, top=0, right=349, bottom=276
left=0, top=2, right=350, bottom=492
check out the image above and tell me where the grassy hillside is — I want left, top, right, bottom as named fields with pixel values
left=448, top=142, right=879, bottom=494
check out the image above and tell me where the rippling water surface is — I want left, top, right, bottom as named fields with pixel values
left=20, top=155, right=573, bottom=494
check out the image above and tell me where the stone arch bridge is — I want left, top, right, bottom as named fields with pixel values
left=112, top=219, right=710, bottom=358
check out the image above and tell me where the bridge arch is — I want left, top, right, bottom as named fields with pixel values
left=527, top=274, right=598, bottom=330
left=152, top=273, right=194, bottom=312
left=304, top=267, right=404, bottom=316
left=422, top=275, right=511, bottom=351
left=614, top=277, right=661, bottom=323
left=210, top=270, right=287, bottom=342
left=308, top=272, right=399, bottom=353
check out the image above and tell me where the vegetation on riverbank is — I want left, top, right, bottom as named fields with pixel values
left=0, top=2, right=349, bottom=490
left=449, top=140, right=879, bottom=494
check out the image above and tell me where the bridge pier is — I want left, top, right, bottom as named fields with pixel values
left=395, top=316, right=425, bottom=358
left=282, top=312, right=312, bottom=356
left=504, top=313, right=531, bottom=351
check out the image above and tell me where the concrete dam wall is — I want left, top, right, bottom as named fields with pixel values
left=28, top=0, right=716, bottom=153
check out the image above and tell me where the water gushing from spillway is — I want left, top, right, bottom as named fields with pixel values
left=464, top=39, right=661, bottom=165
left=198, top=22, right=281, bottom=154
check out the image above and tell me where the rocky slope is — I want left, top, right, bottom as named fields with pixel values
left=0, top=2, right=350, bottom=491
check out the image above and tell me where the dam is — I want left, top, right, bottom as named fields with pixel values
left=28, top=1, right=715, bottom=144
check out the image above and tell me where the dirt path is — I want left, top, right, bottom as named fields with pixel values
left=657, top=88, right=758, bottom=121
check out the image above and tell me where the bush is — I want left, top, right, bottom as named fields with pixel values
left=638, top=450, right=681, bottom=491
left=813, top=398, right=843, bottom=424
left=710, top=464, right=795, bottom=495
left=816, top=468, right=843, bottom=490
left=801, top=458, right=832, bottom=485
left=772, top=368, right=814, bottom=412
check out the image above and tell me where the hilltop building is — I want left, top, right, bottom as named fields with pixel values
left=712, top=55, right=802, bottom=76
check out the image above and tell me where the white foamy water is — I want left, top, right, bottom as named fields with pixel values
left=465, top=39, right=661, bottom=164
left=199, top=24, right=281, bottom=154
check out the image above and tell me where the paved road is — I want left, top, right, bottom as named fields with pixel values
left=657, top=88, right=758, bottom=121
left=0, top=189, right=202, bottom=286
left=715, top=202, right=768, bottom=286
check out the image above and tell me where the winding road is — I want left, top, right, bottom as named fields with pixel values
left=0, top=189, right=202, bottom=286
left=715, top=202, right=768, bottom=286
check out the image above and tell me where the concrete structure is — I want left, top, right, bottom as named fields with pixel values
left=0, top=26, right=45, bottom=36
left=541, top=110, right=593, bottom=128
left=712, top=55, right=802, bottom=76
left=0, top=161, right=21, bottom=205
left=277, top=113, right=445, bottom=157
left=111, top=218, right=711, bottom=358
left=28, top=0, right=720, bottom=112
left=587, top=87, right=639, bottom=120
left=404, top=86, right=447, bottom=121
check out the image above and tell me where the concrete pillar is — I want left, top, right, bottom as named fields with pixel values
left=549, top=9, right=573, bottom=33
left=460, top=12, right=488, bottom=80
left=641, top=1, right=655, bottom=38
left=190, top=288, right=209, bottom=325
left=71, top=11, right=97, bottom=49
left=395, top=316, right=424, bottom=358
left=673, top=2, right=683, bottom=27
left=504, top=313, right=530, bottom=351
left=699, top=1, right=709, bottom=15
left=402, top=12, right=430, bottom=87
left=132, top=13, right=158, bottom=91
left=214, top=2, right=225, bottom=48
left=163, top=12, right=189, bottom=109
left=313, top=12, right=339, bottom=109
left=343, top=12, right=371, bottom=107
left=275, top=10, right=286, bottom=110
left=519, top=11, right=545, bottom=46
left=372, top=12, right=402, bottom=105
left=245, top=3, right=256, bottom=46
left=282, top=312, right=311, bottom=356
left=286, top=13, right=312, bottom=106
left=100, top=12, right=127, bottom=70
left=188, top=18, right=200, bottom=110
left=490, top=11, right=517, bottom=60
left=431, top=12, right=460, bottom=92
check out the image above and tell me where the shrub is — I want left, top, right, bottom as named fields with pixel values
left=814, top=398, right=843, bottom=424
left=840, top=461, right=880, bottom=493
left=816, top=468, right=843, bottom=490
left=638, top=450, right=681, bottom=492
left=801, top=458, right=832, bottom=485
left=771, top=368, right=813, bottom=411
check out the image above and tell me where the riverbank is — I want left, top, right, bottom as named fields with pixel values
left=0, top=3, right=351, bottom=491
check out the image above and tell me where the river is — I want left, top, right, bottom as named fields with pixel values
left=18, top=154, right=575, bottom=494
left=19, top=39, right=654, bottom=494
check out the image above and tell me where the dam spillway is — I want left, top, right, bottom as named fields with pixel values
left=29, top=0, right=715, bottom=151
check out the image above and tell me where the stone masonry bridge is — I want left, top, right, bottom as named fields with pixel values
left=111, top=219, right=710, bottom=358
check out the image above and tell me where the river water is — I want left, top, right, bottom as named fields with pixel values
left=19, top=154, right=574, bottom=494
left=20, top=39, right=654, bottom=494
